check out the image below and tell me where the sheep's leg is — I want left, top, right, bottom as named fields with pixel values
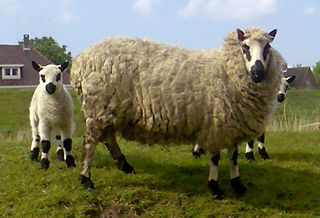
left=38, top=122, right=51, bottom=169
left=257, top=132, right=269, bottom=160
left=61, top=128, right=76, bottom=168
left=245, top=140, right=255, bottom=161
left=208, top=153, right=224, bottom=200
left=29, top=114, right=40, bottom=160
left=105, top=132, right=135, bottom=174
left=30, top=128, right=40, bottom=161
left=55, top=134, right=65, bottom=161
left=79, top=138, right=96, bottom=189
left=192, top=143, right=205, bottom=158
left=227, top=147, right=246, bottom=194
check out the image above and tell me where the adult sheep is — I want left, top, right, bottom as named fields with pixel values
left=29, top=61, right=76, bottom=169
left=71, top=27, right=284, bottom=199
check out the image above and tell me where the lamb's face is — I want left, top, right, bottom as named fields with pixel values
left=32, top=61, right=69, bottom=95
left=277, top=75, right=296, bottom=102
left=237, top=29, right=277, bottom=84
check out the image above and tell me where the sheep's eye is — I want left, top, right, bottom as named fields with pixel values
left=40, top=75, right=46, bottom=83
left=56, top=73, right=61, bottom=82
left=263, top=43, right=271, bottom=60
left=241, top=44, right=251, bottom=61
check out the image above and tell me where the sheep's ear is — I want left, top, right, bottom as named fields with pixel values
left=287, top=75, right=296, bottom=83
left=32, top=61, right=42, bottom=72
left=268, top=29, right=277, bottom=41
left=237, top=29, right=245, bottom=41
left=59, top=60, right=69, bottom=72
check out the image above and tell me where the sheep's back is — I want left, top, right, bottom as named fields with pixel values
left=71, top=38, right=227, bottom=144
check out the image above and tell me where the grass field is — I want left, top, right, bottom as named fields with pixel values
left=0, top=88, right=320, bottom=217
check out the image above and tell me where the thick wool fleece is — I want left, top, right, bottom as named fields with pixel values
left=71, top=28, right=283, bottom=154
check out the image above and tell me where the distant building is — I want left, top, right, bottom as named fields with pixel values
left=284, top=67, right=318, bottom=89
left=0, top=34, right=70, bottom=87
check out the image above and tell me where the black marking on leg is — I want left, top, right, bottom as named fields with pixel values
left=230, top=177, right=246, bottom=194
left=79, top=174, right=94, bottom=189
left=40, top=158, right=50, bottom=169
left=257, top=132, right=265, bottom=143
left=192, top=151, right=201, bottom=158
left=56, top=149, right=64, bottom=161
left=55, top=135, right=61, bottom=140
left=66, top=155, right=76, bottom=167
left=231, top=149, right=238, bottom=166
left=247, top=140, right=254, bottom=149
left=258, top=147, right=270, bottom=160
left=30, top=147, right=39, bottom=161
left=63, top=138, right=72, bottom=152
left=41, top=140, right=51, bottom=153
left=245, top=151, right=255, bottom=161
left=36, top=135, right=40, bottom=142
left=116, top=154, right=135, bottom=174
left=211, top=153, right=220, bottom=166
left=208, top=179, right=224, bottom=200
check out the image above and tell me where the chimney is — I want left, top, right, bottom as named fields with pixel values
left=23, top=34, right=30, bottom=50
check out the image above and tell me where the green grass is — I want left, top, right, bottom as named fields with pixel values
left=0, top=88, right=320, bottom=217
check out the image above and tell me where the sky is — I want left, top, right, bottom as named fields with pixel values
left=0, top=0, right=319, bottom=67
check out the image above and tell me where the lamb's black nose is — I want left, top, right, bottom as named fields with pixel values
left=277, top=93, right=285, bottom=102
left=46, top=83, right=56, bottom=94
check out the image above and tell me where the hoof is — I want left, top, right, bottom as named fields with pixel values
left=245, top=151, right=255, bottom=161
left=258, top=147, right=270, bottom=160
left=119, top=161, right=135, bottom=174
left=56, top=148, right=64, bottom=161
left=192, top=151, right=201, bottom=158
left=230, top=177, right=246, bottom=194
left=79, top=174, right=94, bottom=189
left=40, top=158, right=50, bottom=169
left=116, top=155, right=135, bottom=174
left=30, top=147, right=40, bottom=161
left=208, top=180, right=224, bottom=200
left=66, top=155, right=76, bottom=167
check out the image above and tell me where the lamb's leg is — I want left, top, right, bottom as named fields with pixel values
left=30, top=128, right=40, bottom=161
left=79, top=138, right=96, bottom=189
left=105, top=132, right=135, bottom=174
left=192, top=143, right=205, bottom=158
left=29, top=113, right=40, bottom=160
left=227, top=147, right=246, bottom=194
left=257, top=132, right=269, bottom=160
left=208, top=152, right=223, bottom=200
left=245, top=140, right=255, bottom=161
left=61, top=127, right=76, bottom=167
left=55, top=134, right=65, bottom=161
left=38, top=122, right=51, bottom=169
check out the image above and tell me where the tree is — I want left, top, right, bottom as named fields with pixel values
left=312, top=61, right=320, bottom=85
left=19, top=36, right=72, bottom=64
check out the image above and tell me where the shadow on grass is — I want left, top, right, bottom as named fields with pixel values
left=92, top=149, right=320, bottom=214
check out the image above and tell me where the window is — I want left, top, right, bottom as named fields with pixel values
left=1, top=65, right=23, bottom=80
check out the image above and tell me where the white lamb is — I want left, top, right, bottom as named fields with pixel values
left=29, top=61, right=76, bottom=169
left=70, top=28, right=284, bottom=199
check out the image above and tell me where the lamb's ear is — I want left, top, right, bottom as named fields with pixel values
left=287, top=75, right=296, bottom=83
left=237, top=29, right=245, bottom=41
left=268, top=29, right=277, bottom=41
left=59, top=60, right=69, bottom=72
left=32, top=61, right=42, bottom=72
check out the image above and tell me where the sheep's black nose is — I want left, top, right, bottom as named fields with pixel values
left=250, top=60, right=265, bottom=83
left=277, top=93, right=285, bottom=102
left=46, top=83, right=56, bottom=94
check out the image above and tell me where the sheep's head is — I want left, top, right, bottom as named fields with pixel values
left=277, top=75, right=296, bottom=102
left=237, top=28, right=277, bottom=83
left=32, top=61, right=69, bottom=95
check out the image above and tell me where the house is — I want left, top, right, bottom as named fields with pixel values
left=284, top=66, right=318, bottom=89
left=0, top=34, right=69, bottom=87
